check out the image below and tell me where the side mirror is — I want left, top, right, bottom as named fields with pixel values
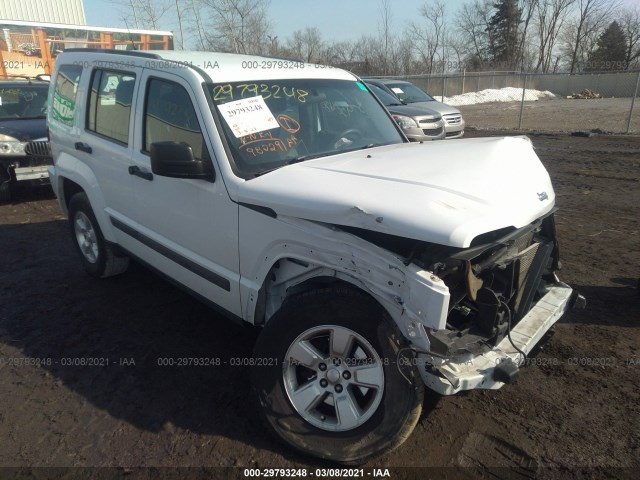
left=150, top=141, right=213, bottom=181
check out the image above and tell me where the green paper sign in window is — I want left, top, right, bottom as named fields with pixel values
left=52, top=65, right=82, bottom=127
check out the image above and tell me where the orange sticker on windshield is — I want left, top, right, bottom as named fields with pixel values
left=277, top=114, right=301, bottom=133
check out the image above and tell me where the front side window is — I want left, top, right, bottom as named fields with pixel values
left=388, top=83, right=435, bottom=103
left=144, top=78, right=205, bottom=160
left=367, top=83, right=403, bottom=106
left=209, top=79, right=405, bottom=178
left=87, top=69, right=136, bottom=144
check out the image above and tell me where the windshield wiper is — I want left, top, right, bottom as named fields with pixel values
left=343, top=143, right=386, bottom=153
left=286, top=153, right=328, bottom=165
left=253, top=166, right=282, bottom=177
left=253, top=153, right=330, bottom=177
left=252, top=145, right=386, bottom=178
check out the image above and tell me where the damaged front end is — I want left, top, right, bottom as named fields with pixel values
left=414, top=212, right=583, bottom=394
left=425, top=211, right=561, bottom=356
left=351, top=211, right=583, bottom=395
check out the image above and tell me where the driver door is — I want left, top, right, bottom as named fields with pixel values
left=126, top=71, right=241, bottom=316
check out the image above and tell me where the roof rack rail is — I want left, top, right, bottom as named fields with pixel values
left=2, top=74, right=50, bottom=83
left=62, top=48, right=163, bottom=59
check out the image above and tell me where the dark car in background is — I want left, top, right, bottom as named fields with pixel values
left=0, top=78, right=51, bottom=202
left=365, top=78, right=465, bottom=139
left=366, top=82, right=445, bottom=141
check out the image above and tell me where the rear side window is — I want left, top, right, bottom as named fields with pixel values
left=143, top=78, right=205, bottom=160
left=87, top=70, right=136, bottom=144
left=52, top=65, right=82, bottom=126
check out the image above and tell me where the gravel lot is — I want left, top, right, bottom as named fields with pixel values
left=0, top=131, right=639, bottom=478
left=461, top=97, right=640, bottom=134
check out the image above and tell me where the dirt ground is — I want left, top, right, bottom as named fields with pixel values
left=1, top=131, right=639, bottom=478
left=460, top=97, right=640, bottom=134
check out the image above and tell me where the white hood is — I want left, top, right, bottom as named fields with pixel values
left=237, top=136, right=555, bottom=248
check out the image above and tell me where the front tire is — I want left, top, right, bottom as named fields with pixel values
left=251, top=288, right=424, bottom=464
left=68, top=192, right=129, bottom=278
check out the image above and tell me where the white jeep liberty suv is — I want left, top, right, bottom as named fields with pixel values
left=48, top=49, right=583, bottom=463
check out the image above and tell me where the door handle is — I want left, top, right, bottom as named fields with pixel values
left=128, top=165, right=153, bottom=181
left=74, top=142, right=92, bottom=154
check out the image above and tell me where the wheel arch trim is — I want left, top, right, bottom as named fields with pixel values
left=239, top=222, right=450, bottom=351
left=55, top=155, right=115, bottom=243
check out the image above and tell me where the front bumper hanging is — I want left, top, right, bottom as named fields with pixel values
left=419, top=282, right=580, bottom=395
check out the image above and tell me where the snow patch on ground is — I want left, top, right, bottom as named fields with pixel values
left=442, top=87, right=557, bottom=106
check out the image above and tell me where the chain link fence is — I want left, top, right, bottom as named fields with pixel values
left=372, top=71, right=640, bottom=134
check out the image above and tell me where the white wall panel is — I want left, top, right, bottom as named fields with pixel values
left=0, top=0, right=86, bottom=25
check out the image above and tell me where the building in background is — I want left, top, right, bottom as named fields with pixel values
left=0, top=20, right=173, bottom=78
left=0, top=0, right=173, bottom=78
left=0, top=0, right=86, bottom=25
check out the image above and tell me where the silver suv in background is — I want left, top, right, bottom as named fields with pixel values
left=365, top=78, right=465, bottom=139
left=366, top=82, right=445, bottom=141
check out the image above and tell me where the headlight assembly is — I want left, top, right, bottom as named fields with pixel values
left=0, top=134, right=27, bottom=156
left=392, top=114, right=419, bottom=130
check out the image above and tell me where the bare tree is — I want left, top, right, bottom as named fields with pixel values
left=517, top=0, right=539, bottom=69
left=126, top=0, right=141, bottom=28
left=409, top=0, right=447, bottom=73
left=534, top=0, right=575, bottom=72
left=116, top=0, right=174, bottom=46
left=446, top=32, right=467, bottom=72
left=266, top=34, right=279, bottom=56
left=346, top=35, right=383, bottom=76
left=455, top=0, right=494, bottom=70
left=566, top=0, right=621, bottom=73
left=287, top=27, right=324, bottom=63
left=396, top=35, right=419, bottom=75
left=173, top=0, right=185, bottom=49
left=188, top=0, right=207, bottom=49
left=620, top=6, right=640, bottom=68
left=201, top=0, right=272, bottom=55
left=378, top=0, right=393, bottom=75
left=116, top=0, right=160, bottom=30
left=136, top=0, right=173, bottom=30
left=325, top=40, right=357, bottom=66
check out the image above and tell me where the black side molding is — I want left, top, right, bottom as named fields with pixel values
left=117, top=246, right=244, bottom=326
left=239, top=202, right=277, bottom=218
left=110, top=217, right=231, bottom=292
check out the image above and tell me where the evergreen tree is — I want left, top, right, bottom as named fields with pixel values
left=486, top=0, right=522, bottom=70
left=587, top=21, right=628, bottom=71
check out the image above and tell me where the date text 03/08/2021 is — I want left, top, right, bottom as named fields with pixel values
left=242, top=468, right=391, bottom=477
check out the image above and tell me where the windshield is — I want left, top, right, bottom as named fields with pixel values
left=367, top=83, right=404, bottom=106
left=0, top=85, right=48, bottom=120
left=209, top=79, right=405, bottom=177
left=387, top=83, right=435, bottom=103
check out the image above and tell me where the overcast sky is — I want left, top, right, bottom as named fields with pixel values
left=84, top=0, right=640, bottom=47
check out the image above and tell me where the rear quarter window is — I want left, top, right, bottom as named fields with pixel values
left=51, top=65, right=82, bottom=127
left=87, top=69, right=136, bottom=145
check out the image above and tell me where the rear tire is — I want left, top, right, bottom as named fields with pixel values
left=68, top=192, right=129, bottom=278
left=251, top=287, right=423, bottom=464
